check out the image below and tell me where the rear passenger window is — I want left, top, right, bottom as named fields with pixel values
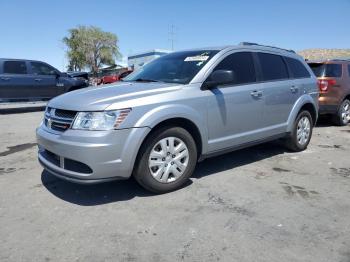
left=212, top=52, right=256, bottom=85
left=285, top=57, right=310, bottom=78
left=325, top=64, right=342, bottom=77
left=3, top=61, right=27, bottom=74
left=257, top=53, right=289, bottom=81
left=309, top=63, right=342, bottom=77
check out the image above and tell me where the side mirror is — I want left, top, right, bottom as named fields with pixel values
left=202, top=70, right=236, bottom=90
left=53, top=71, right=61, bottom=79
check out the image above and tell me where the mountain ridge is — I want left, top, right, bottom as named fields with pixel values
left=297, top=48, right=350, bottom=60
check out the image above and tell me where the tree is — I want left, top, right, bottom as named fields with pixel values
left=63, top=26, right=121, bottom=74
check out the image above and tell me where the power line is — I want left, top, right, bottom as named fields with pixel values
left=168, top=24, right=176, bottom=51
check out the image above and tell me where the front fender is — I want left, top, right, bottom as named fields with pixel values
left=134, top=104, right=208, bottom=154
left=287, top=94, right=318, bottom=132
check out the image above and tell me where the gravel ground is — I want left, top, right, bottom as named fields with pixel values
left=0, top=111, right=350, bottom=262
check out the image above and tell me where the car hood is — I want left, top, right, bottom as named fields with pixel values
left=49, top=81, right=182, bottom=111
left=66, top=71, right=89, bottom=79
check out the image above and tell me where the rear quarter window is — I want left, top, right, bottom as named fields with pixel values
left=3, top=61, right=27, bottom=74
left=285, top=57, right=310, bottom=78
left=308, top=63, right=342, bottom=78
left=257, top=53, right=289, bottom=81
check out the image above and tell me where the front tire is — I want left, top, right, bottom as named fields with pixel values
left=133, top=127, right=197, bottom=193
left=285, top=110, right=313, bottom=152
left=332, top=99, right=350, bottom=126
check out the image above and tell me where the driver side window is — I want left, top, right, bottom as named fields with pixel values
left=211, top=52, right=256, bottom=85
left=30, top=62, right=57, bottom=76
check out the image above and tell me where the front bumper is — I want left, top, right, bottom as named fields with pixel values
left=36, top=124, right=150, bottom=184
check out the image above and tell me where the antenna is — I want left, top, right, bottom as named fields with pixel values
left=168, top=24, right=176, bottom=51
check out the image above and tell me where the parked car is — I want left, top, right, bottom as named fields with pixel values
left=0, top=59, right=89, bottom=102
left=308, top=60, right=350, bottom=125
left=101, top=70, right=133, bottom=84
left=119, top=70, right=133, bottom=79
left=101, top=73, right=118, bottom=84
left=67, top=71, right=89, bottom=81
left=37, top=43, right=318, bottom=193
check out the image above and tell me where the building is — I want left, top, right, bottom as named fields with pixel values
left=128, top=49, right=172, bottom=70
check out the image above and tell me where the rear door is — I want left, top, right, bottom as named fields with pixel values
left=0, top=60, right=32, bottom=101
left=255, top=52, right=296, bottom=135
left=206, top=51, right=265, bottom=152
left=29, top=61, right=60, bottom=99
left=285, top=56, right=312, bottom=106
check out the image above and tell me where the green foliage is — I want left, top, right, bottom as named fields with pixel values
left=63, top=26, right=121, bottom=74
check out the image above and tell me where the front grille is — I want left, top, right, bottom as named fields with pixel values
left=45, top=107, right=77, bottom=132
left=55, top=109, right=77, bottom=119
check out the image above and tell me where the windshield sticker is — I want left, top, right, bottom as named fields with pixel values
left=184, top=55, right=209, bottom=62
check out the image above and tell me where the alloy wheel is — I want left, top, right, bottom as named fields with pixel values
left=341, top=101, right=350, bottom=124
left=297, top=116, right=311, bottom=146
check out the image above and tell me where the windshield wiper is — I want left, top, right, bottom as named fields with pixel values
left=133, top=78, right=161, bottom=83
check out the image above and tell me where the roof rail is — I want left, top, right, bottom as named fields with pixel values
left=307, top=58, right=350, bottom=63
left=239, top=42, right=295, bottom=53
left=330, top=58, right=350, bottom=62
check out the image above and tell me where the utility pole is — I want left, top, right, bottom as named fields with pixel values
left=168, top=24, right=176, bottom=51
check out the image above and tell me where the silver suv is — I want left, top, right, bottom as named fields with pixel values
left=37, top=43, right=318, bottom=193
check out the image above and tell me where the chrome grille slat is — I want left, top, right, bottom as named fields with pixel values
left=45, top=107, right=77, bottom=132
left=44, top=117, right=72, bottom=124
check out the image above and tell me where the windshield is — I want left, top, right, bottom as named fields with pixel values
left=308, top=63, right=342, bottom=78
left=124, top=50, right=219, bottom=84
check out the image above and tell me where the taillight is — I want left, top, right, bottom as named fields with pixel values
left=317, top=79, right=336, bottom=93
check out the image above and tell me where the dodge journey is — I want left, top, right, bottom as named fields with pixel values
left=37, top=43, right=318, bottom=193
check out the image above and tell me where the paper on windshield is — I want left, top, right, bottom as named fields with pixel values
left=184, top=55, right=209, bottom=62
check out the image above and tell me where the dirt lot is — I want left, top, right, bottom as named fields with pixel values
left=0, top=111, right=350, bottom=262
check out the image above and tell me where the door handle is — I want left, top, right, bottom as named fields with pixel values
left=1, top=77, right=10, bottom=81
left=250, top=90, right=263, bottom=98
left=290, top=86, right=299, bottom=93
left=35, top=79, right=42, bottom=82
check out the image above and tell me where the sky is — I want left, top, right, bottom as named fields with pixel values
left=0, top=0, right=349, bottom=70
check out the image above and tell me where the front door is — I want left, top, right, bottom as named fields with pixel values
left=205, top=52, right=265, bottom=153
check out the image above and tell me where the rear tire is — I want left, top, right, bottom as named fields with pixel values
left=332, top=99, right=350, bottom=126
left=285, top=110, right=313, bottom=152
left=133, top=127, right=197, bottom=193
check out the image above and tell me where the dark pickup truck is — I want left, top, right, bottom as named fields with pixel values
left=0, top=58, right=89, bottom=102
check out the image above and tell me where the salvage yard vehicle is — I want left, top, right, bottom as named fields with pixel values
left=308, top=60, right=350, bottom=125
left=101, top=70, right=133, bottom=84
left=36, top=43, right=318, bottom=193
left=0, top=59, right=89, bottom=102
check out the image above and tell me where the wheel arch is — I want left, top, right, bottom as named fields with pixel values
left=299, top=103, right=317, bottom=126
left=144, top=117, right=203, bottom=159
left=134, top=104, right=208, bottom=155
left=287, top=95, right=318, bottom=132
left=343, top=93, right=350, bottom=102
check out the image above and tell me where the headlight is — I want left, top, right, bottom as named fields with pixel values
left=71, top=109, right=131, bottom=130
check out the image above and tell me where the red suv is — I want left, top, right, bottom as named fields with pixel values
left=308, top=60, right=350, bottom=125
